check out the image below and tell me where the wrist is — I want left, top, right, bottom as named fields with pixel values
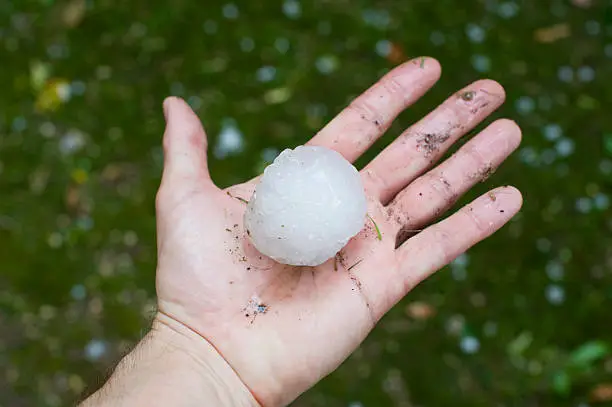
left=81, top=312, right=260, bottom=407
left=151, top=312, right=261, bottom=406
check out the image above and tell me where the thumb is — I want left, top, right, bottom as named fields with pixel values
left=161, top=96, right=211, bottom=184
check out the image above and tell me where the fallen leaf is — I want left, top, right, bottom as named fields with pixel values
left=35, top=79, right=71, bottom=112
left=568, top=340, right=609, bottom=368
left=30, top=61, right=51, bottom=91
left=66, top=185, right=81, bottom=210
left=264, top=87, right=292, bottom=104
left=62, top=0, right=86, bottom=28
left=572, top=0, right=593, bottom=8
left=101, top=163, right=124, bottom=183
left=534, top=24, right=571, bottom=43
left=71, top=168, right=89, bottom=185
left=387, top=42, right=407, bottom=64
left=590, top=383, right=612, bottom=402
left=405, top=301, right=436, bottom=320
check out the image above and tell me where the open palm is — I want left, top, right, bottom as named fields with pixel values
left=153, top=58, right=523, bottom=407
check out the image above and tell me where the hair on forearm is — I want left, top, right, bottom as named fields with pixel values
left=76, top=316, right=157, bottom=405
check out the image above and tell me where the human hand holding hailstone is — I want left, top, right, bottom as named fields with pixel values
left=82, top=58, right=523, bottom=407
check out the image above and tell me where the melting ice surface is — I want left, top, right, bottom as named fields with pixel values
left=244, top=146, right=367, bottom=266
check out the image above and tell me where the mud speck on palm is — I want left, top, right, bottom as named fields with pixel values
left=242, top=295, right=269, bottom=324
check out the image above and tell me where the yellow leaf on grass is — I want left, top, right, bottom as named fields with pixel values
left=534, top=24, right=571, bottom=43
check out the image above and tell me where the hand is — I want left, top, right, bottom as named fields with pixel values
left=154, top=57, right=522, bottom=406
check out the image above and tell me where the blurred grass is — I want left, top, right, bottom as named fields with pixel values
left=1, top=1, right=612, bottom=406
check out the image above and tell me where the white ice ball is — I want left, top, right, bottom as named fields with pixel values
left=244, top=145, right=367, bottom=266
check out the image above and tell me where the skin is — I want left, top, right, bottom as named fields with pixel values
left=82, top=57, right=523, bottom=407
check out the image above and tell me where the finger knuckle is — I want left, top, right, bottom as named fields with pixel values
left=432, top=228, right=455, bottom=265
left=462, top=205, right=491, bottom=233
left=424, top=171, right=457, bottom=204
left=381, top=76, right=409, bottom=99
left=348, top=98, right=385, bottom=129
left=462, top=144, right=489, bottom=171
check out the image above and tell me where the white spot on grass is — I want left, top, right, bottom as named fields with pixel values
left=460, top=336, right=480, bottom=354
left=214, top=119, right=244, bottom=159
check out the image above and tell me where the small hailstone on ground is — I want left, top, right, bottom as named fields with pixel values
left=244, top=145, right=367, bottom=266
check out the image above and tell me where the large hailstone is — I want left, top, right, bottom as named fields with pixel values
left=244, top=145, right=367, bottom=266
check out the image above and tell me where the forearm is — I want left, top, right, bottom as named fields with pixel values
left=80, top=314, right=259, bottom=407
